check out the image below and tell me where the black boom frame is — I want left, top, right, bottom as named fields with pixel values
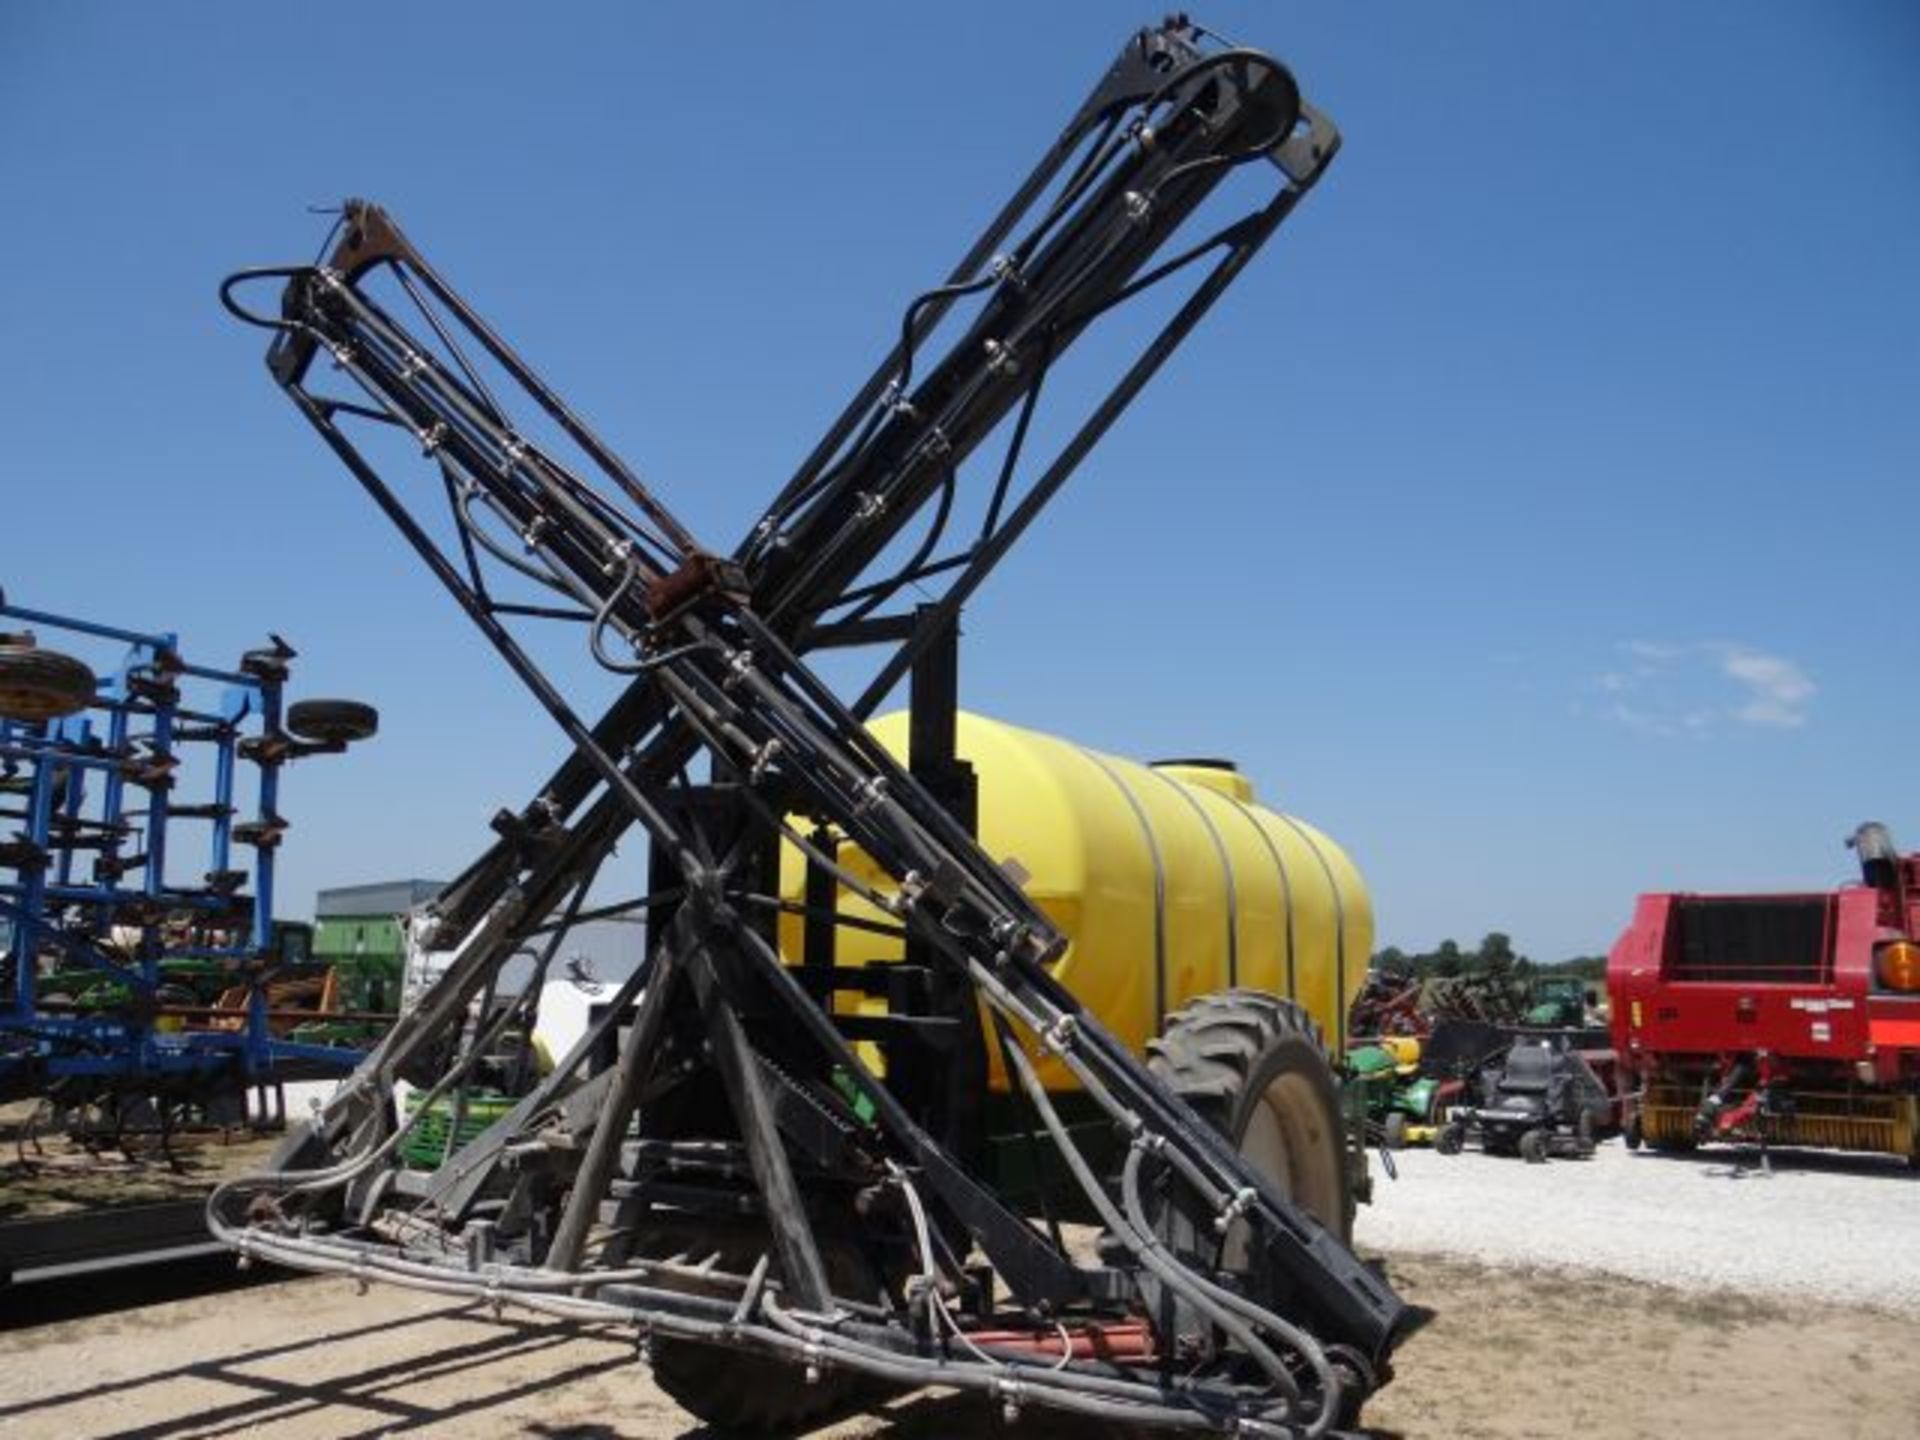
left=213, top=19, right=1406, bottom=1435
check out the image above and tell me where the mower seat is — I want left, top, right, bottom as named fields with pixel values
left=1493, top=1042, right=1556, bottom=1096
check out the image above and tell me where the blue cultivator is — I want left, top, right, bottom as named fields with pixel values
left=0, top=592, right=379, bottom=1153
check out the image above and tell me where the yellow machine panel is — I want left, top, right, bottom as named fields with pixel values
left=779, top=711, right=1371, bottom=1089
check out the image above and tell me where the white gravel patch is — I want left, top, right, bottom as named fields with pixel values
left=1354, top=1139, right=1920, bottom=1314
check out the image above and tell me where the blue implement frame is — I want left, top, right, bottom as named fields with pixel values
left=1, top=599, right=370, bottom=1107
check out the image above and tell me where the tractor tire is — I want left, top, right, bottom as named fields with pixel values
left=1435, top=1122, right=1465, bottom=1156
left=1147, top=989, right=1352, bottom=1243
left=1382, top=1110, right=1409, bottom=1151
left=0, top=640, right=96, bottom=723
left=637, top=1222, right=886, bottom=1434
left=652, top=1336, right=859, bottom=1435
left=287, top=698, right=379, bottom=745
left=1519, top=1129, right=1549, bottom=1164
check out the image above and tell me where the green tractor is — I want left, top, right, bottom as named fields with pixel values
left=1348, top=1035, right=1443, bottom=1149
left=1523, top=975, right=1593, bottom=1030
left=36, top=921, right=320, bottom=1019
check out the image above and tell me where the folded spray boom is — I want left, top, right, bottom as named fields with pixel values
left=215, top=20, right=1403, bottom=1434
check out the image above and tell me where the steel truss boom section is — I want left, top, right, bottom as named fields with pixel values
left=216, top=19, right=1402, bottom=1436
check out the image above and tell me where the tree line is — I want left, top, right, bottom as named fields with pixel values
left=1370, top=932, right=1608, bottom=983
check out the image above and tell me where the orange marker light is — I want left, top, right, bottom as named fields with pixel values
left=1876, top=940, right=1920, bottom=992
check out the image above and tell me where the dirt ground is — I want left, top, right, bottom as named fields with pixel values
left=4, top=1249, right=1915, bottom=1440
left=0, top=1103, right=281, bottom=1222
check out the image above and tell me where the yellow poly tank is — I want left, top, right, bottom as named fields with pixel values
left=777, top=710, right=1371, bottom=1090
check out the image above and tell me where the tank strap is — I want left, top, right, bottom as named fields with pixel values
left=1219, top=794, right=1298, bottom=1002
left=1145, top=769, right=1239, bottom=989
left=1273, top=813, right=1349, bottom=1053
left=1071, top=745, right=1168, bottom=1032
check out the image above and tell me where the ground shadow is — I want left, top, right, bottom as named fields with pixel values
left=1627, top=1142, right=1920, bottom=1182
left=674, top=1390, right=1143, bottom=1439
left=1, top=1253, right=287, bottom=1330
left=670, top=1383, right=1408, bottom=1440
left=2, top=1300, right=633, bottom=1440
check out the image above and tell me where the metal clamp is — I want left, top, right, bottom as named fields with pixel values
left=1213, top=1185, right=1257, bottom=1235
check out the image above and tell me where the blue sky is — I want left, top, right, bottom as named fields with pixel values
left=3, top=3, right=1915, bottom=960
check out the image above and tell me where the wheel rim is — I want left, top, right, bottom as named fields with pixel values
left=1232, top=1070, right=1344, bottom=1258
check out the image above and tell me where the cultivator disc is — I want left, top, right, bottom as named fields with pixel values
left=0, top=638, right=97, bottom=722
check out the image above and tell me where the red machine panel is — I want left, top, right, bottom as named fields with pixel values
left=1605, top=828, right=1920, bottom=1159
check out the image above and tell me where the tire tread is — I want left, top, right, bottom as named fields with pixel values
left=1146, top=987, right=1350, bottom=1239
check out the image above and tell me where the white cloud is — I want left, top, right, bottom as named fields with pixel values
left=1716, top=646, right=1814, bottom=728
left=1586, top=641, right=1815, bottom=734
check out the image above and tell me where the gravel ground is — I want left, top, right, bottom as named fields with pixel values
left=1356, top=1137, right=1920, bottom=1313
